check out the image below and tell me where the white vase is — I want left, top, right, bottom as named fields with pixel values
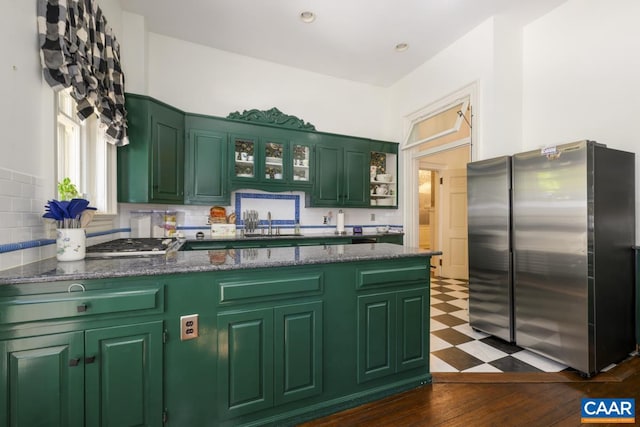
left=56, top=228, right=86, bottom=261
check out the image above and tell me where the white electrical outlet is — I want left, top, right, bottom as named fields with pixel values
left=180, top=314, right=199, bottom=340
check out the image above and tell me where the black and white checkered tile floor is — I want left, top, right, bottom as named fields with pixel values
left=430, top=277, right=572, bottom=373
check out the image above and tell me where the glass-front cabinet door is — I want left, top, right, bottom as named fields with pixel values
left=233, top=136, right=256, bottom=179
left=292, top=143, right=311, bottom=183
left=264, top=140, right=285, bottom=181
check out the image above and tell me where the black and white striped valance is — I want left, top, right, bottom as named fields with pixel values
left=37, top=0, right=128, bottom=146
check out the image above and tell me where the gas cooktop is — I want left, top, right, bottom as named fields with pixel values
left=85, top=238, right=181, bottom=258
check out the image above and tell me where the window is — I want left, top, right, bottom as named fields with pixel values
left=404, top=98, right=470, bottom=151
left=55, top=89, right=117, bottom=215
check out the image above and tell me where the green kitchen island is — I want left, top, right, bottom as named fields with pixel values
left=0, top=243, right=439, bottom=427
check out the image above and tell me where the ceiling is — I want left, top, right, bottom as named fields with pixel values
left=119, top=0, right=566, bottom=87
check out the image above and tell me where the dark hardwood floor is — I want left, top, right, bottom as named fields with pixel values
left=299, top=355, right=640, bottom=427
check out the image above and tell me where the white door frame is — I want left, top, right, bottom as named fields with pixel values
left=401, top=82, right=478, bottom=249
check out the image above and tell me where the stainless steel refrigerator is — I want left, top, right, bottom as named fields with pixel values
left=468, top=140, right=635, bottom=375
left=467, top=156, right=514, bottom=343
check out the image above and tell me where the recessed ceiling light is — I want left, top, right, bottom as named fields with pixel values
left=395, top=43, right=409, bottom=52
left=300, top=11, right=316, bottom=23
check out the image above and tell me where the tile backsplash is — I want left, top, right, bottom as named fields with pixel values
left=0, top=167, right=122, bottom=271
left=0, top=166, right=53, bottom=270
left=119, top=190, right=402, bottom=236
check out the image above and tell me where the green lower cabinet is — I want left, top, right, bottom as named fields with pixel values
left=0, top=332, right=85, bottom=427
left=217, top=301, right=323, bottom=420
left=85, top=321, right=164, bottom=427
left=357, top=288, right=428, bottom=383
left=0, top=321, right=163, bottom=427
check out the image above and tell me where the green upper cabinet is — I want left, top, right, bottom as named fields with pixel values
left=230, top=132, right=313, bottom=191
left=119, top=94, right=397, bottom=205
left=185, top=115, right=230, bottom=205
left=118, top=94, right=185, bottom=204
left=309, top=136, right=369, bottom=207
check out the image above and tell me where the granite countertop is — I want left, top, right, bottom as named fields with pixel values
left=0, top=243, right=440, bottom=285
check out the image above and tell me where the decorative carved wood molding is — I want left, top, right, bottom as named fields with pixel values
left=226, top=107, right=316, bottom=131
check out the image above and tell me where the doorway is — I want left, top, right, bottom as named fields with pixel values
left=418, top=145, right=470, bottom=279
left=402, top=84, right=475, bottom=280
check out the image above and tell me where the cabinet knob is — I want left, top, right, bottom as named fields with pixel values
left=69, top=358, right=81, bottom=367
left=77, top=304, right=88, bottom=312
left=85, top=356, right=96, bottom=364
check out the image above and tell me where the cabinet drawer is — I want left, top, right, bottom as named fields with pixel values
left=219, top=273, right=323, bottom=303
left=0, top=287, right=163, bottom=324
left=356, top=265, right=428, bottom=289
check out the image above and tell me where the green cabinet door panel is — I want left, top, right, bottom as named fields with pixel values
left=357, top=293, right=396, bottom=383
left=0, top=332, right=85, bottom=427
left=274, top=302, right=323, bottom=405
left=312, top=143, right=341, bottom=206
left=85, top=321, right=163, bottom=427
left=0, top=286, right=163, bottom=325
left=185, top=129, right=229, bottom=204
left=397, top=289, right=429, bottom=372
left=218, top=308, right=274, bottom=419
left=342, top=148, right=368, bottom=206
left=311, top=139, right=370, bottom=207
left=118, top=94, right=185, bottom=204
left=357, top=287, right=429, bottom=383
left=217, top=301, right=323, bottom=418
left=151, top=103, right=185, bottom=202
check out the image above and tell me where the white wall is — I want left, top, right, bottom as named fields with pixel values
left=144, top=32, right=391, bottom=141
left=522, top=0, right=640, bottom=150
left=522, top=0, right=640, bottom=241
